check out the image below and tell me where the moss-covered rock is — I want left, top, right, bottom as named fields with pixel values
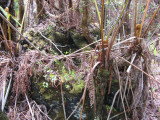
left=53, top=32, right=66, bottom=44
left=31, top=76, right=93, bottom=120
left=0, top=111, right=9, bottom=120
left=70, top=32, right=91, bottom=51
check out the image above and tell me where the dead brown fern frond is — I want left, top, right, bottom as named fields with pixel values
left=7, top=100, right=50, bottom=120
left=13, top=50, right=41, bottom=97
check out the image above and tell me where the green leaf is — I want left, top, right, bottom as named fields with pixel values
left=154, top=48, right=158, bottom=55
left=0, top=6, right=7, bottom=17
left=64, top=74, right=70, bottom=81
left=43, top=74, right=47, bottom=78
left=49, top=74, right=57, bottom=80
left=65, top=85, right=70, bottom=89
left=43, top=82, right=48, bottom=88
left=49, top=74, right=54, bottom=78
left=0, top=6, right=21, bottom=26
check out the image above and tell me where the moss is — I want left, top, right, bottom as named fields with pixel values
left=69, top=80, right=85, bottom=94
left=53, top=32, right=66, bottom=44
left=43, top=92, right=53, bottom=100
left=27, top=36, right=33, bottom=41
left=37, top=79, right=60, bottom=100
left=50, top=108, right=65, bottom=120
left=102, top=69, right=110, bottom=77
left=0, top=111, right=9, bottom=120
left=38, top=40, right=46, bottom=47
left=91, top=28, right=101, bottom=39
left=72, top=33, right=91, bottom=50
left=37, top=80, right=47, bottom=93
left=113, top=79, right=118, bottom=83
left=48, top=35, right=54, bottom=41
left=39, top=85, right=46, bottom=94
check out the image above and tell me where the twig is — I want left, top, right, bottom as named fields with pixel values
left=110, top=109, right=129, bottom=120
left=106, top=0, right=131, bottom=61
left=14, top=92, right=18, bottom=120
left=127, top=53, right=137, bottom=73
left=0, top=24, right=7, bottom=40
left=105, top=0, right=130, bottom=42
left=141, top=5, right=160, bottom=37
left=38, top=30, right=64, bottom=55
left=0, top=13, right=42, bottom=54
left=25, top=93, right=35, bottom=120
left=6, top=0, right=11, bottom=8
left=115, top=61, right=128, bottom=120
left=113, top=53, right=160, bottom=84
left=122, top=74, right=129, bottom=101
left=66, top=100, right=82, bottom=120
left=147, top=37, right=160, bottom=46
left=100, top=0, right=105, bottom=66
left=33, top=101, right=52, bottom=120
left=60, top=82, right=67, bottom=120
left=1, top=79, right=5, bottom=111
left=140, top=0, right=150, bottom=36
left=71, top=37, right=135, bottom=55
left=1, top=70, right=12, bottom=112
left=107, top=89, right=120, bottom=120
left=30, top=0, right=48, bottom=26
left=67, top=37, right=136, bottom=58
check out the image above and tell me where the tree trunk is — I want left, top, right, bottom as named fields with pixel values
left=0, top=0, right=16, bottom=41
left=18, top=0, right=24, bottom=23
left=36, top=0, right=46, bottom=20
left=82, top=0, right=94, bottom=44
left=59, top=0, right=64, bottom=13
left=68, top=0, right=72, bottom=8
left=10, top=0, right=16, bottom=41
left=68, top=0, right=73, bottom=23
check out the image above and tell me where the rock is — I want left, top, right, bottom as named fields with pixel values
left=31, top=77, right=94, bottom=120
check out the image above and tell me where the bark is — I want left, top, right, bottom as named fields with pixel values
left=68, top=0, right=73, bottom=23
left=0, top=0, right=16, bottom=41
left=59, top=0, right=64, bottom=13
left=18, top=0, right=24, bottom=23
left=68, top=0, right=72, bottom=8
left=82, top=0, right=94, bottom=44
left=10, top=0, right=16, bottom=41
left=36, top=0, right=46, bottom=20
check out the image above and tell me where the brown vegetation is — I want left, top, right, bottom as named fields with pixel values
left=0, top=0, right=160, bottom=119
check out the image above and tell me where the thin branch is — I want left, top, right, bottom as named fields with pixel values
left=126, top=53, right=137, bottom=73
left=115, top=61, right=128, bottom=120
left=105, top=0, right=129, bottom=42
left=60, top=82, right=66, bottom=120
left=110, top=109, right=129, bottom=120
left=100, top=0, right=105, bottom=66
left=141, top=5, right=160, bottom=38
left=0, top=13, right=42, bottom=53
left=70, top=37, right=135, bottom=56
left=113, top=53, right=160, bottom=84
left=123, top=74, right=129, bottom=101
left=38, top=30, right=63, bottom=55
left=25, top=93, right=35, bottom=120
left=66, top=99, right=82, bottom=120
left=140, top=0, right=150, bottom=36
left=107, top=89, right=120, bottom=120
left=134, top=0, right=137, bottom=36
left=33, top=101, right=52, bottom=120
left=1, top=70, right=12, bottom=112
left=30, top=0, right=48, bottom=26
